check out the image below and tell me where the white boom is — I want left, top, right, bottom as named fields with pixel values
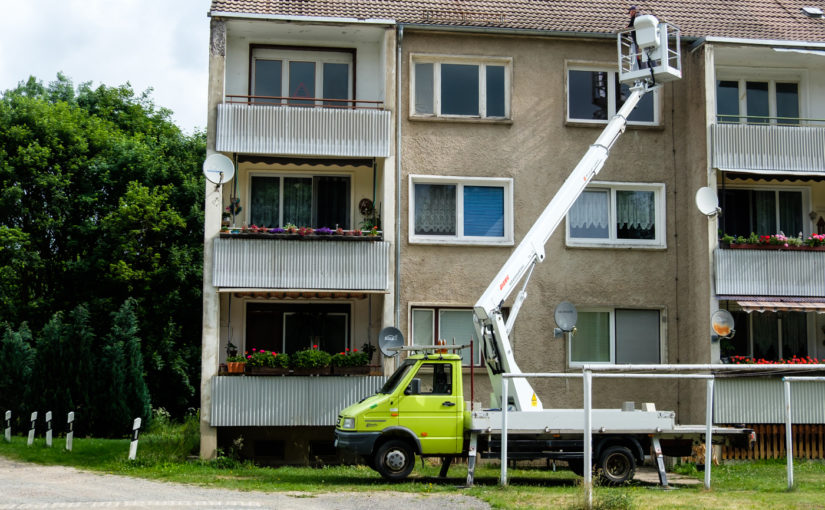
left=472, top=84, right=651, bottom=411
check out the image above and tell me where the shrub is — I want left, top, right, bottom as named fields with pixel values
left=290, top=345, right=331, bottom=368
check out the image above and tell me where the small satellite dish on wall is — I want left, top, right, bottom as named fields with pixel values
left=378, top=326, right=404, bottom=357
left=553, top=301, right=578, bottom=337
left=695, top=187, right=721, bottom=217
left=202, top=154, right=235, bottom=185
left=711, top=309, right=735, bottom=341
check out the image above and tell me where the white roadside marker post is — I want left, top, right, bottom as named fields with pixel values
left=27, top=411, right=37, bottom=446
left=4, top=411, right=10, bottom=442
left=45, top=411, right=53, bottom=447
left=128, top=418, right=142, bottom=460
left=66, top=412, right=75, bottom=451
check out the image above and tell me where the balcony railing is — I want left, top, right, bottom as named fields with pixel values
left=715, top=248, right=825, bottom=297
left=212, top=237, right=390, bottom=291
left=711, top=120, right=825, bottom=175
left=216, top=97, right=391, bottom=158
left=210, top=375, right=386, bottom=426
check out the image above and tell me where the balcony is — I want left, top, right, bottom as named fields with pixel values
left=216, top=97, right=391, bottom=158
left=715, top=248, right=825, bottom=297
left=711, top=121, right=825, bottom=175
left=210, top=375, right=386, bottom=426
left=212, top=236, right=390, bottom=291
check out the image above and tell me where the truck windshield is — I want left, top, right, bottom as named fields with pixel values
left=378, top=359, right=416, bottom=394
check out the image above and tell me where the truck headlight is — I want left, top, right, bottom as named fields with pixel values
left=341, top=417, right=355, bottom=429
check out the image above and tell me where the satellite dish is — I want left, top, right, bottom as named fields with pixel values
left=378, top=326, right=404, bottom=357
left=711, top=309, right=735, bottom=341
left=203, top=154, right=235, bottom=185
left=554, top=301, right=578, bottom=333
left=695, top=187, right=721, bottom=217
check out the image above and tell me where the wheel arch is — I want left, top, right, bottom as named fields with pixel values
left=374, top=426, right=422, bottom=455
left=594, top=435, right=645, bottom=464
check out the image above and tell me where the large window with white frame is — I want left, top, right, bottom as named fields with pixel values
left=566, top=182, right=666, bottom=248
left=718, top=186, right=809, bottom=238
left=250, top=46, right=354, bottom=106
left=245, top=302, right=351, bottom=355
left=569, top=308, right=662, bottom=366
left=716, top=75, right=800, bottom=124
left=723, top=311, right=810, bottom=361
left=409, top=175, right=513, bottom=245
left=566, top=66, right=658, bottom=125
left=411, top=54, right=511, bottom=119
left=411, top=307, right=481, bottom=366
left=249, top=173, right=351, bottom=229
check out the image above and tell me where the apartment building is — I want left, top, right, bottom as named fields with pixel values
left=202, top=0, right=825, bottom=462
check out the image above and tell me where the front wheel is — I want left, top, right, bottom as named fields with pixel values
left=597, top=445, right=636, bottom=485
left=373, top=440, right=415, bottom=481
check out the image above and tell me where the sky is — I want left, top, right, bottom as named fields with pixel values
left=0, top=0, right=211, bottom=134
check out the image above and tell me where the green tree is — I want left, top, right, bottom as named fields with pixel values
left=0, top=74, right=204, bottom=417
left=0, top=323, right=35, bottom=429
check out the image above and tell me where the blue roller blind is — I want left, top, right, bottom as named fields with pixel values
left=464, top=186, right=504, bottom=237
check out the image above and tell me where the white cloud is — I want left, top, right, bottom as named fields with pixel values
left=0, top=0, right=210, bottom=134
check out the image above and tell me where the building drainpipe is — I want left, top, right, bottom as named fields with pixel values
left=395, top=25, right=403, bottom=328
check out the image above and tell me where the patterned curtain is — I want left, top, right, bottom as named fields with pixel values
left=414, top=183, right=456, bottom=235
left=569, top=190, right=609, bottom=229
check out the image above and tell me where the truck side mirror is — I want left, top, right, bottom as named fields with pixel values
left=404, top=378, right=421, bottom=395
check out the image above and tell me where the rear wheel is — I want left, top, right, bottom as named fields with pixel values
left=373, top=440, right=415, bottom=481
left=597, top=446, right=636, bottom=485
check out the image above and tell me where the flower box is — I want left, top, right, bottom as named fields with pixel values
left=728, top=244, right=825, bottom=251
left=226, top=361, right=246, bottom=374
left=290, top=366, right=332, bottom=376
left=245, top=366, right=289, bottom=376
left=331, top=365, right=370, bottom=376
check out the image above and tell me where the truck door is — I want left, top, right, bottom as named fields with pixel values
left=397, top=362, right=462, bottom=454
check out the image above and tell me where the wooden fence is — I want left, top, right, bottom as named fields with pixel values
left=722, top=424, right=825, bottom=460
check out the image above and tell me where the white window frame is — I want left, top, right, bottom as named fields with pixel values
left=409, top=175, right=514, bottom=246
left=410, top=53, right=512, bottom=120
left=251, top=48, right=354, bottom=104
left=718, top=183, right=812, bottom=236
left=566, top=63, right=660, bottom=126
left=410, top=306, right=482, bottom=367
left=565, top=181, right=666, bottom=249
left=246, top=170, right=354, bottom=229
left=714, top=67, right=806, bottom=124
left=568, top=307, right=665, bottom=367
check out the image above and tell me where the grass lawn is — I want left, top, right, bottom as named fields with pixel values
left=1, top=424, right=824, bottom=510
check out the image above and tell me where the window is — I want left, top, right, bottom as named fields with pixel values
left=716, top=78, right=799, bottom=124
left=723, top=311, right=809, bottom=361
left=245, top=303, right=350, bottom=355
left=251, top=47, right=353, bottom=106
left=249, top=174, right=351, bottom=229
left=567, top=67, right=658, bottom=125
left=409, top=363, right=453, bottom=395
left=410, top=176, right=513, bottom=245
left=569, top=308, right=662, bottom=365
left=718, top=187, right=807, bottom=238
left=411, top=55, right=510, bottom=119
left=411, top=307, right=481, bottom=366
left=566, top=182, right=665, bottom=248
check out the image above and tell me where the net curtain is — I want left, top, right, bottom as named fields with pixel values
left=568, top=190, right=655, bottom=230
left=414, top=184, right=456, bottom=235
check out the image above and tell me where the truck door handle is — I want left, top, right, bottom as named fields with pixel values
left=442, top=401, right=456, bottom=407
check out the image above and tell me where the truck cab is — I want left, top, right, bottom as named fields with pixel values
left=335, top=353, right=465, bottom=479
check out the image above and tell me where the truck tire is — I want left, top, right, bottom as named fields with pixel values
left=373, top=440, right=415, bottom=481
left=597, top=445, right=636, bottom=485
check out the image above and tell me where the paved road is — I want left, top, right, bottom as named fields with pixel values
left=0, top=457, right=490, bottom=510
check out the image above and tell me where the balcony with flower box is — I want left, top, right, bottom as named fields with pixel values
left=216, top=96, right=391, bottom=159
left=711, top=118, right=825, bottom=176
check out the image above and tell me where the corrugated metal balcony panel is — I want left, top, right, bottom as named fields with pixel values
left=715, top=249, right=825, bottom=297
left=210, top=376, right=386, bottom=426
left=714, top=378, right=825, bottom=424
left=712, top=123, right=825, bottom=175
left=216, top=103, right=391, bottom=158
left=213, top=238, right=389, bottom=290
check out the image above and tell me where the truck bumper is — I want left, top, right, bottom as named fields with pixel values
left=335, top=429, right=380, bottom=456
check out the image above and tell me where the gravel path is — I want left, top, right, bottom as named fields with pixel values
left=0, top=457, right=490, bottom=510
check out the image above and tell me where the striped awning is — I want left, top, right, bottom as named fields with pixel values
left=720, top=296, right=825, bottom=313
